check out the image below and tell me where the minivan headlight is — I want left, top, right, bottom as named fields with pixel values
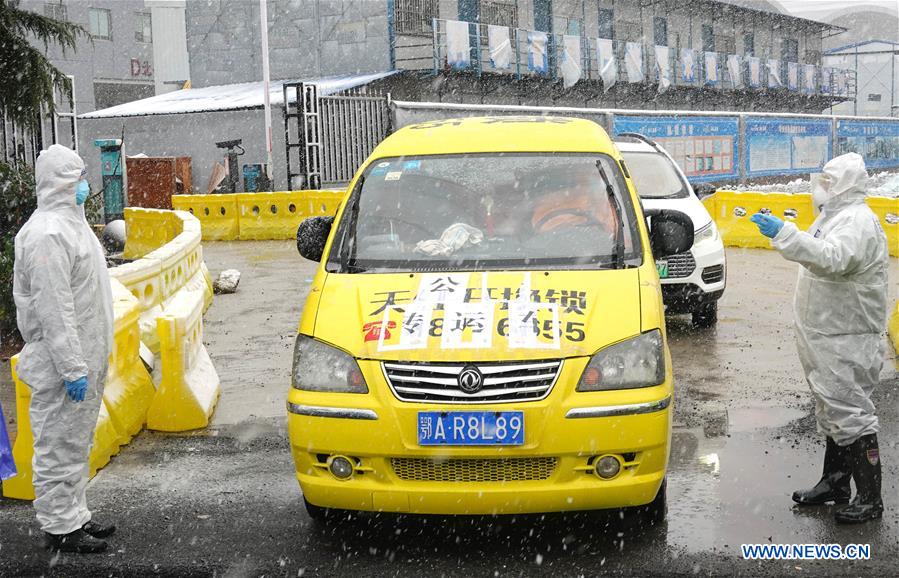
left=694, top=222, right=719, bottom=245
left=291, top=335, right=368, bottom=393
left=576, top=330, right=665, bottom=391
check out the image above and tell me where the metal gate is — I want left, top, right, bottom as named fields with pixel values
left=283, top=82, right=390, bottom=190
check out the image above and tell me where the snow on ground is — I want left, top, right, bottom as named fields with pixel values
left=724, top=171, right=899, bottom=198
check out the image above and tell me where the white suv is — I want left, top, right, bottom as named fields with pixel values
left=615, top=134, right=726, bottom=327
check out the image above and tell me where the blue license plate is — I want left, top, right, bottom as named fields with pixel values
left=417, top=411, right=525, bottom=446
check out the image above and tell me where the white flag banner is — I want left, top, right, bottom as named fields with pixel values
left=803, top=64, right=816, bottom=94
left=748, top=57, right=761, bottom=87
left=596, top=38, right=617, bottom=91
left=487, top=25, right=512, bottom=70
left=726, top=54, right=742, bottom=88
left=787, top=62, right=799, bottom=91
left=704, top=52, right=718, bottom=84
left=527, top=31, right=548, bottom=74
left=654, top=45, right=670, bottom=92
left=446, top=19, right=470, bottom=69
left=767, top=58, right=781, bottom=88
left=560, top=34, right=582, bottom=88
left=681, top=48, right=695, bottom=82
left=625, top=42, right=644, bottom=83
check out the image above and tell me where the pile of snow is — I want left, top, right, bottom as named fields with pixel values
left=725, top=171, right=899, bottom=198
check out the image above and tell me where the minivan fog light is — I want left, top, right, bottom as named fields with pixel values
left=594, top=455, right=622, bottom=479
left=327, top=456, right=354, bottom=480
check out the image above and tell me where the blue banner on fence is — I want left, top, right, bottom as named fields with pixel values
left=613, top=116, right=740, bottom=182
left=836, top=120, right=899, bottom=170
left=745, top=117, right=832, bottom=178
left=0, top=399, right=16, bottom=481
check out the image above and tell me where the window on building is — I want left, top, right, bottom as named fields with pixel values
left=554, top=16, right=580, bottom=36
left=598, top=8, right=614, bottom=39
left=135, top=12, right=152, bottom=43
left=93, top=82, right=153, bottom=110
left=653, top=17, right=668, bottom=46
left=701, top=24, right=715, bottom=52
left=743, top=32, right=754, bottom=56
left=89, top=7, right=111, bottom=40
left=781, top=38, right=799, bottom=63
left=44, top=1, right=67, bottom=21
left=481, top=0, right=518, bottom=28
left=868, top=93, right=882, bottom=102
left=393, top=0, right=439, bottom=36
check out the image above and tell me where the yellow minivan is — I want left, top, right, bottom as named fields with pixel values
left=289, top=116, right=693, bottom=524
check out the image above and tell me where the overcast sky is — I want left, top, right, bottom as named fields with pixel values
left=775, top=0, right=899, bottom=17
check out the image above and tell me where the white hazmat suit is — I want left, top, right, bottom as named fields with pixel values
left=13, top=144, right=114, bottom=535
left=772, top=152, right=890, bottom=446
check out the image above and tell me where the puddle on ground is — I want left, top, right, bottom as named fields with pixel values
left=726, top=406, right=806, bottom=433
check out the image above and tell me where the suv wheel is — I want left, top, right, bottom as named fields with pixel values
left=691, top=301, right=718, bottom=328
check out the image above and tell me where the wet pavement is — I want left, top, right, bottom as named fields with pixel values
left=0, top=242, right=897, bottom=576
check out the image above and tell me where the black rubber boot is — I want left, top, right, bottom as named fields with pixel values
left=43, top=529, right=108, bottom=554
left=792, top=437, right=851, bottom=505
left=82, top=519, right=116, bottom=539
left=835, top=434, right=884, bottom=524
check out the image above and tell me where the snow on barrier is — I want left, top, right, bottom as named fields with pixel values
left=171, top=190, right=346, bottom=241
left=2, top=280, right=154, bottom=500
left=703, top=191, right=898, bottom=257
left=148, top=287, right=221, bottom=431
left=890, top=303, right=899, bottom=360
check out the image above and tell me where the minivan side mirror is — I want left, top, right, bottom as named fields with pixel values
left=693, top=183, right=717, bottom=200
left=644, top=209, right=694, bottom=257
left=296, top=216, right=335, bottom=262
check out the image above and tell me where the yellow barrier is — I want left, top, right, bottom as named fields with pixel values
left=123, top=208, right=182, bottom=260
left=866, top=196, right=899, bottom=258
left=147, top=288, right=221, bottom=431
left=3, top=357, right=35, bottom=500
left=171, top=190, right=345, bottom=241
left=236, top=190, right=345, bottom=240
left=705, top=191, right=898, bottom=257
left=170, top=194, right=240, bottom=240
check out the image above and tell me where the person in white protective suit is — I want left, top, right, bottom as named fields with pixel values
left=13, top=144, right=116, bottom=553
left=750, top=152, right=890, bottom=524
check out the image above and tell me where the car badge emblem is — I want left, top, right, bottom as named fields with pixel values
left=457, top=366, right=484, bottom=394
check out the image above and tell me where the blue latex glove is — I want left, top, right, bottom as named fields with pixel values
left=64, top=376, right=88, bottom=402
left=750, top=213, right=784, bottom=239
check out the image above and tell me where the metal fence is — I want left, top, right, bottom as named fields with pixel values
left=283, top=83, right=391, bottom=189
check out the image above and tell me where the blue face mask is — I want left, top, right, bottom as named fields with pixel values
left=75, top=180, right=90, bottom=205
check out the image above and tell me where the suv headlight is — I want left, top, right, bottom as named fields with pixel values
left=291, top=335, right=368, bottom=393
left=694, top=222, right=719, bottom=245
left=576, top=330, right=665, bottom=391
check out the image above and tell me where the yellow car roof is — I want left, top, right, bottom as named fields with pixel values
left=370, top=116, right=617, bottom=158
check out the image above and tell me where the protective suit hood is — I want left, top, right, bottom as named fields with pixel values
left=814, top=152, right=868, bottom=212
left=34, top=144, right=84, bottom=213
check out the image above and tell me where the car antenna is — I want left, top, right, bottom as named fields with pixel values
left=595, top=160, right=625, bottom=268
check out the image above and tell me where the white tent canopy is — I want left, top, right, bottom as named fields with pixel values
left=80, top=71, right=398, bottom=119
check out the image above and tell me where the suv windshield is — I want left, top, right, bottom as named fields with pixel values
left=621, top=151, right=690, bottom=199
left=327, top=153, right=642, bottom=273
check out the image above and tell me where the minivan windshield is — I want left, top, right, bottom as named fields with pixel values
left=621, top=151, right=690, bottom=199
left=327, top=153, right=642, bottom=273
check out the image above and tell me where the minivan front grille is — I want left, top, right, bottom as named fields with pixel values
left=665, top=252, right=696, bottom=278
left=382, top=360, right=562, bottom=404
left=391, top=457, right=558, bottom=482
left=701, top=264, right=725, bottom=284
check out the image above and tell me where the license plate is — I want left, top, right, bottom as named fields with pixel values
left=417, top=411, right=524, bottom=446
left=656, top=259, right=669, bottom=278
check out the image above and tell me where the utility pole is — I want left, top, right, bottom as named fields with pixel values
left=260, top=0, right=274, bottom=190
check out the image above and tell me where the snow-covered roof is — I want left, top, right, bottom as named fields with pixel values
left=79, top=71, right=398, bottom=119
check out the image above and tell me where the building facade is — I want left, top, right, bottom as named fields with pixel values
left=184, top=0, right=853, bottom=114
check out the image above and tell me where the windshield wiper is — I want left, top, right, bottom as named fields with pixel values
left=595, top=161, right=625, bottom=269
